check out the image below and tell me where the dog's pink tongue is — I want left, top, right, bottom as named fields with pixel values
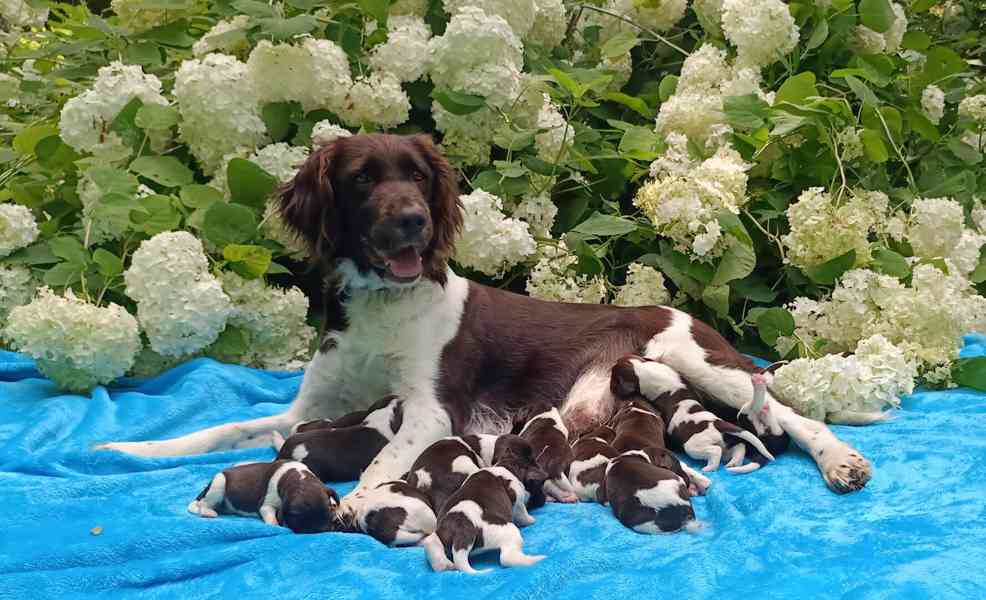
left=386, top=248, right=423, bottom=278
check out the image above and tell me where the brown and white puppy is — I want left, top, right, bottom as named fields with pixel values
left=273, top=395, right=403, bottom=482
left=343, top=479, right=437, bottom=547
left=611, top=356, right=774, bottom=473
left=405, top=433, right=544, bottom=513
left=187, top=460, right=338, bottom=534
left=568, top=425, right=619, bottom=503
left=603, top=450, right=695, bottom=534
left=288, top=397, right=391, bottom=435
left=518, top=406, right=577, bottom=503
left=421, top=465, right=546, bottom=574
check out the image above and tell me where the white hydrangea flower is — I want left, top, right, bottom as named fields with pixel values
left=837, top=127, right=865, bottom=161
left=248, top=39, right=352, bottom=114
left=655, top=92, right=727, bottom=149
left=311, top=121, right=352, bottom=147
left=534, top=96, right=571, bottom=161
left=921, top=85, right=945, bottom=125
left=958, top=94, right=986, bottom=123
left=720, top=66, right=776, bottom=104
left=677, top=44, right=731, bottom=94
left=432, top=102, right=498, bottom=165
left=124, top=232, right=232, bottom=357
left=511, top=192, right=557, bottom=238
left=600, top=51, right=633, bottom=92
left=454, top=189, right=536, bottom=276
left=1, top=0, right=47, bottom=27
left=220, top=272, right=316, bottom=371
left=429, top=7, right=524, bottom=109
left=614, top=262, right=670, bottom=307
left=248, top=142, right=309, bottom=184
left=635, top=141, right=749, bottom=259
left=3, top=288, right=140, bottom=392
left=947, top=230, right=986, bottom=276
left=193, top=15, right=252, bottom=57
left=443, top=0, right=536, bottom=38
left=692, top=0, right=725, bottom=36
left=0, top=203, right=39, bottom=257
left=0, top=263, right=37, bottom=321
left=368, top=16, right=431, bottom=83
left=850, top=3, right=907, bottom=55
left=599, top=0, right=687, bottom=39
left=721, top=0, right=799, bottom=67
left=528, top=0, right=567, bottom=48
left=772, top=334, right=916, bottom=421
left=526, top=244, right=607, bottom=304
left=59, top=62, right=168, bottom=161
left=782, top=188, right=888, bottom=269
left=174, top=54, right=268, bottom=174
left=339, top=72, right=411, bottom=128
left=907, top=197, right=964, bottom=259
left=883, top=2, right=908, bottom=53
left=972, top=198, right=986, bottom=233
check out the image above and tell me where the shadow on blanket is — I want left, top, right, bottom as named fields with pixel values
left=1, top=336, right=985, bottom=599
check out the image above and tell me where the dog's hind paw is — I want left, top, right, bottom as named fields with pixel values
left=819, top=442, right=871, bottom=493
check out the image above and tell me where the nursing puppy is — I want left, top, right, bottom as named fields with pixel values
left=187, top=460, right=338, bottom=534
left=518, top=405, right=577, bottom=503
left=274, top=395, right=403, bottom=481
left=603, top=449, right=695, bottom=534
left=405, top=433, right=541, bottom=513
left=569, top=425, right=618, bottom=503
left=611, top=356, right=774, bottom=473
left=342, top=479, right=437, bottom=546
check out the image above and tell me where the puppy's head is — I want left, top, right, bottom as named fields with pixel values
left=492, top=434, right=549, bottom=490
left=279, top=484, right=339, bottom=534
left=610, top=354, right=644, bottom=397
left=278, top=133, right=462, bottom=287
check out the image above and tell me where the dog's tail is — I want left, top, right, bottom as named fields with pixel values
left=722, top=426, right=775, bottom=463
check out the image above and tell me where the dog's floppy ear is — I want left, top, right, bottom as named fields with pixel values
left=278, top=140, right=343, bottom=263
left=411, top=133, right=462, bottom=285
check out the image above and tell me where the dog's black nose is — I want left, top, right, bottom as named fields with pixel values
left=396, top=207, right=427, bottom=237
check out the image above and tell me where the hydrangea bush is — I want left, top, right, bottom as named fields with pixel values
left=2, top=0, right=986, bottom=420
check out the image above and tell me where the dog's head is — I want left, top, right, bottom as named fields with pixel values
left=278, top=133, right=463, bottom=287
left=279, top=484, right=339, bottom=534
left=493, top=434, right=549, bottom=489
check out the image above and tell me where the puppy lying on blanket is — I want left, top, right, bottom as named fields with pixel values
left=603, top=449, right=696, bottom=534
left=569, top=426, right=618, bottom=503
left=187, top=460, right=339, bottom=534
left=612, top=356, right=774, bottom=473
left=273, top=395, right=403, bottom=481
left=518, top=406, right=577, bottom=503
left=346, top=480, right=438, bottom=547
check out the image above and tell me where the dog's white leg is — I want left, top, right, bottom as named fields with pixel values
left=421, top=533, right=455, bottom=572
left=644, top=310, right=872, bottom=493
left=679, top=463, right=711, bottom=496
left=96, top=348, right=344, bottom=457
left=452, top=547, right=486, bottom=575
left=507, top=478, right=536, bottom=527
left=187, top=472, right=225, bottom=518
left=725, top=443, right=746, bottom=468
left=259, top=505, right=279, bottom=526
left=702, top=445, right=722, bottom=472
left=496, top=526, right=545, bottom=568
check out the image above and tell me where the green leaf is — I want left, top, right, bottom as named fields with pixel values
left=702, top=284, right=730, bottom=317
left=135, top=104, right=179, bottom=130
left=901, top=31, right=931, bottom=51
left=92, top=192, right=142, bottom=232
left=952, top=357, right=986, bottom=392
left=132, top=194, right=181, bottom=235
left=618, top=126, right=662, bottom=160
left=203, top=202, right=258, bottom=248
left=223, top=244, right=273, bottom=279
left=492, top=128, right=536, bottom=152
left=844, top=74, right=880, bottom=106
left=549, top=68, right=587, bottom=99
left=110, top=97, right=144, bottom=151
left=858, top=0, right=895, bottom=33
left=731, top=276, right=778, bottom=303
left=267, top=261, right=291, bottom=275
left=717, top=210, right=753, bottom=246
left=870, top=246, right=910, bottom=278
left=4, top=242, right=59, bottom=266
left=905, top=107, right=941, bottom=141
left=138, top=20, right=195, bottom=47
left=756, top=307, right=795, bottom=346
left=432, top=89, right=486, bottom=115
left=43, top=262, right=83, bottom=288
left=601, top=92, right=652, bottom=118
left=775, top=72, right=818, bottom=105
left=946, top=137, right=983, bottom=165
left=261, top=102, right=301, bottom=142
left=723, top=94, right=771, bottom=130
left=804, top=249, right=856, bottom=284
left=358, top=0, right=390, bottom=24
left=92, top=248, right=123, bottom=278
left=860, top=128, right=889, bottom=162
left=601, top=31, right=638, bottom=59
left=573, top=212, right=638, bottom=236
left=658, top=75, right=678, bottom=102
left=710, top=236, right=756, bottom=286
left=130, top=155, right=194, bottom=187
left=34, top=136, right=80, bottom=171
left=14, top=124, right=59, bottom=155
left=970, top=248, right=986, bottom=284
left=570, top=239, right=604, bottom=276
left=124, top=41, right=163, bottom=67
left=49, top=236, right=88, bottom=266
left=205, top=325, right=249, bottom=362
left=228, top=158, right=279, bottom=209
left=231, top=0, right=275, bottom=17
left=257, top=15, right=318, bottom=39
left=179, top=184, right=224, bottom=209
left=806, top=18, right=829, bottom=50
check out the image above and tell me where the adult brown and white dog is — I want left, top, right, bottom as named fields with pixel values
left=97, top=133, right=873, bottom=533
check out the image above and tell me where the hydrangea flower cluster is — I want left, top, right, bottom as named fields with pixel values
left=782, top=188, right=888, bottom=269
left=3, top=288, right=140, bottom=392
left=454, top=189, right=536, bottom=276
left=247, top=39, right=352, bottom=114
left=0, top=203, right=39, bottom=257
left=443, top=0, right=535, bottom=39
left=721, top=0, right=799, bottom=67
left=921, top=85, right=945, bottom=125
left=534, top=96, right=571, bottom=162
left=368, top=16, right=432, bottom=83
left=614, top=262, right=671, bottom=307
left=1, top=0, right=48, bottom=27
left=528, top=0, right=567, bottom=48
left=124, top=232, right=232, bottom=357
left=526, top=245, right=607, bottom=304
left=59, top=62, right=168, bottom=162
left=192, top=15, right=252, bottom=57
left=0, top=263, right=36, bottom=321
left=340, top=73, right=411, bottom=128
left=906, top=197, right=966, bottom=261
left=588, top=0, right=687, bottom=44
left=850, top=3, right=907, bottom=54
left=772, top=334, right=917, bottom=421
left=174, top=54, right=268, bottom=174
left=958, top=95, right=986, bottom=123
left=634, top=134, right=750, bottom=259
left=310, top=121, right=352, bottom=147
left=220, top=273, right=316, bottom=371
left=511, top=192, right=557, bottom=238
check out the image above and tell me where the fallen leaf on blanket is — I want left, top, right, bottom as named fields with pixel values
left=90, top=526, right=103, bottom=536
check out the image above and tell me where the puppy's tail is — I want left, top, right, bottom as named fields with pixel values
left=421, top=533, right=454, bottom=572
left=723, top=427, right=775, bottom=463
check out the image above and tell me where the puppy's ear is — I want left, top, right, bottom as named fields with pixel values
left=411, top=134, right=462, bottom=285
left=278, top=140, right=343, bottom=263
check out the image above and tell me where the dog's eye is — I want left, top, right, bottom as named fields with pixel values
left=354, top=171, right=372, bottom=184
left=411, top=170, right=426, bottom=182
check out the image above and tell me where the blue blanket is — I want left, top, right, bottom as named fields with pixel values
left=2, top=337, right=985, bottom=600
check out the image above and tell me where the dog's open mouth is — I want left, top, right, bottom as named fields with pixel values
left=383, top=247, right=423, bottom=282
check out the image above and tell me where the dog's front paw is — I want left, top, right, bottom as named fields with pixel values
left=818, top=442, right=872, bottom=493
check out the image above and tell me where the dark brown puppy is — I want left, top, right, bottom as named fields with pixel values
left=518, top=405, right=576, bottom=503
left=609, top=398, right=666, bottom=454
left=275, top=395, right=403, bottom=482
left=603, top=450, right=695, bottom=534
left=188, top=459, right=339, bottom=534
left=569, top=425, right=619, bottom=503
